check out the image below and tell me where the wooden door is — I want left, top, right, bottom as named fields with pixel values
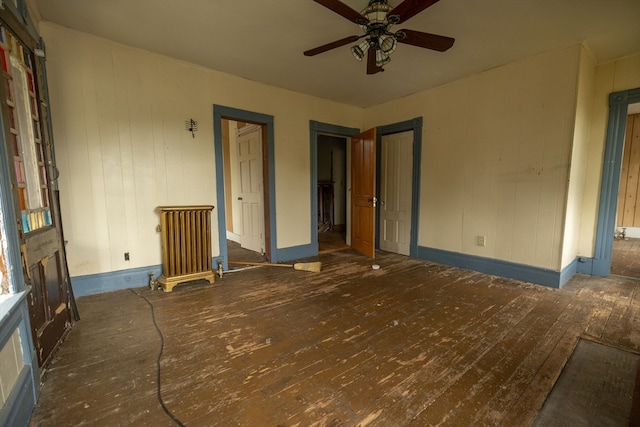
left=0, top=13, right=72, bottom=367
left=351, top=128, right=376, bottom=258
left=237, top=124, right=264, bottom=253
left=379, top=131, right=413, bottom=255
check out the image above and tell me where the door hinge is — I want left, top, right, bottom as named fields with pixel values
left=20, top=243, right=31, bottom=280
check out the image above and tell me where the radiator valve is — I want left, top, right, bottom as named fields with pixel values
left=148, top=272, right=159, bottom=290
left=217, top=261, right=224, bottom=278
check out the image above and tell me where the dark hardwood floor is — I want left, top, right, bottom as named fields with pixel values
left=226, top=240, right=266, bottom=270
left=611, top=237, right=640, bottom=279
left=29, top=250, right=640, bottom=426
left=319, top=230, right=348, bottom=254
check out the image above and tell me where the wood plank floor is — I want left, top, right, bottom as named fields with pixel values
left=611, top=237, right=640, bottom=279
left=318, top=231, right=348, bottom=254
left=29, top=250, right=640, bottom=426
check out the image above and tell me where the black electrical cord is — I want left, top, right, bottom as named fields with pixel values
left=130, top=289, right=185, bottom=427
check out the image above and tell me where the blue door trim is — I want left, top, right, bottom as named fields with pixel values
left=591, top=88, right=640, bottom=276
left=213, top=105, right=277, bottom=268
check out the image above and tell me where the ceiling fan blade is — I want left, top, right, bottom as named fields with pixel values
left=389, top=0, right=440, bottom=24
left=304, top=35, right=361, bottom=56
left=397, top=29, right=455, bottom=52
left=313, top=0, right=367, bottom=24
left=366, top=49, right=384, bottom=75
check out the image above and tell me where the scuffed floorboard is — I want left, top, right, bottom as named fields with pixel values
left=29, top=250, right=640, bottom=426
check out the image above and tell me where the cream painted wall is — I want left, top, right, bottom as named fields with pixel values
left=561, top=46, right=596, bottom=268
left=364, top=45, right=582, bottom=270
left=39, top=18, right=640, bottom=280
left=40, top=23, right=364, bottom=277
left=577, top=53, right=640, bottom=257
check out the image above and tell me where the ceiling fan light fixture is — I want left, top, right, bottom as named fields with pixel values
left=378, top=34, right=397, bottom=54
left=360, top=0, right=393, bottom=26
left=376, top=49, right=391, bottom=67
left=351, top=39, right=371, bottom=61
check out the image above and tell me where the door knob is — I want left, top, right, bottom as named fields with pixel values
left=368, top=197, right=377, bottom=207
left=238, top=197, right=243, bottom=201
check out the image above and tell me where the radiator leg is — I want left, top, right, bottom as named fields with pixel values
left=217, top=261, right=224, bottom=278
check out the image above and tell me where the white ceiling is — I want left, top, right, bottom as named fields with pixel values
left=31, top=0, right=640, bottom=108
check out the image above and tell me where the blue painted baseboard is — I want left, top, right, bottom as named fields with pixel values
left=69, top=243, right=320, bottom=298
left=417, top=246, right=576, bottom=289
left=69, top=245, right=317, bottom=297
left=272, top=243, right=316, bottom=263
left=576, top=256, right=595, bottom=275
left=71, top=248, right=589, bottom=296
left=71, top=257, right=226, bottom=297
left=70, top=265, right=163, bottom=297
left=559, top=257, right=578, bottom=287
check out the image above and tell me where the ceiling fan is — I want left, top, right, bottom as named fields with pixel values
left=304, top=0, right=455, bottom=75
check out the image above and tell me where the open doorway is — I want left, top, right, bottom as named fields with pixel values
left=611, top=104, right=640, bottom=279
left=317, top=134, right=348, bottom=253
left=310, top=121, right=360, bottom=255
left=214, top=105, right=276, bottom=270
left=591, top=88, right=640, bottom=277
left=309, top=119, right=422, bottom=258
left=221, top=119, right=267, bottom=266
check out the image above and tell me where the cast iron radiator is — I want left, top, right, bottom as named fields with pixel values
left=156, top=205, right=215, bottom=292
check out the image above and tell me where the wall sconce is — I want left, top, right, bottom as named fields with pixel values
left=185, top=118, right=198, bottom=138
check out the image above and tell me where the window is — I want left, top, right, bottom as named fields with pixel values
left=0, top=25, right=50, bottom=233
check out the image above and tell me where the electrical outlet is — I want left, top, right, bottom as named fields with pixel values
left=477, top=236, right=486, bottom=247
left=124, top=252, right=130, bottom=261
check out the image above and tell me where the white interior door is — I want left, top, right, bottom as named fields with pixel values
left=379, top=131, right=413, bottom=255
left=237, top=124, right=264, bottom=253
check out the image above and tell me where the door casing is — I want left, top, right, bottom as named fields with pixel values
left=309, top=119, right=423, bottom=258
left=214, top=105, right=275, bottom=268
left=589, top=88, right=640, bottom=276
left=309, top=121, right=360, bottom=253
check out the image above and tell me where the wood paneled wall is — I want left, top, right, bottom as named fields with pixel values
left=617, top=114, right=640, bottom=227
left=39, top=22, right=364, bottom=280
left=364, top=45, right=582, bottom=270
